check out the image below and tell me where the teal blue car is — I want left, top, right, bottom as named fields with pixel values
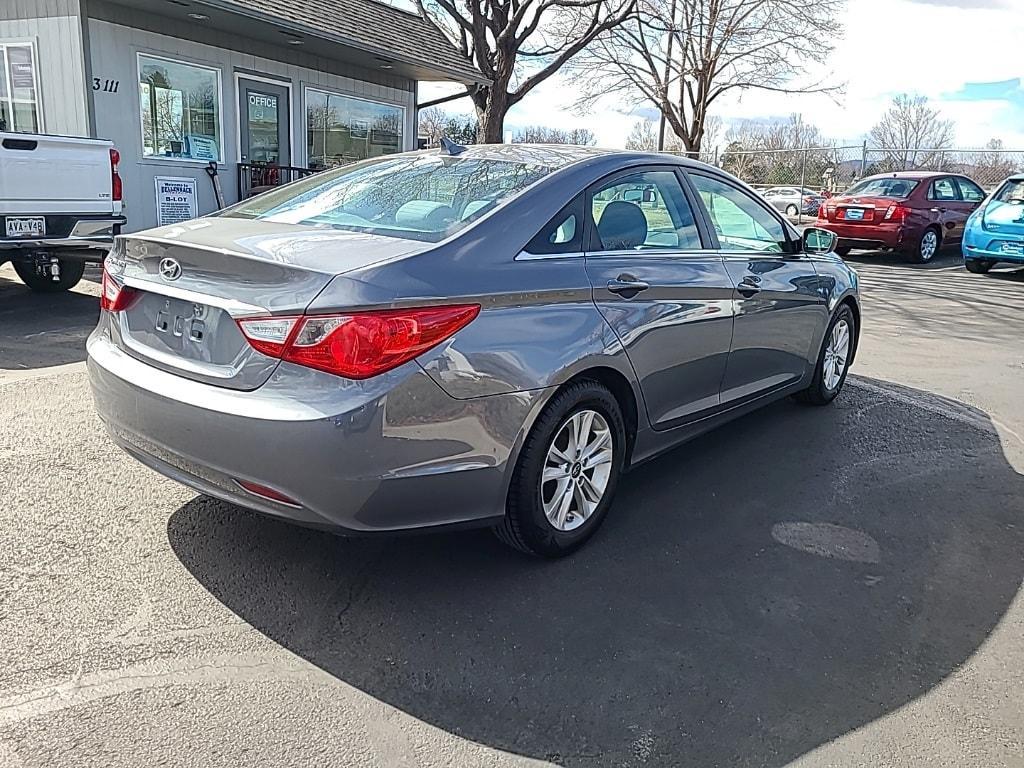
left=963, top=175, right=1024, bottom=273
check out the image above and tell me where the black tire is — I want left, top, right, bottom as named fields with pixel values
left=785, top=204, right=799, bottom=217
left=12, top=257, right=85, bottom=292
left=834, top=246, right=852, bottom=257
left=495, top=379, right=626, bottom=557
left=965, top=259, right=993, bottom=274
left=795, top=304, right=856, bottom=406
left=909, top=227, right=941, bottom=263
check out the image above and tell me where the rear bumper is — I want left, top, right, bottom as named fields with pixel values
left=0, top=215, right=125, bottom=253
left=963, top=234, right=1024, bottom=265
left=816, top=220, right=908, bottom=250
left=87, top=327, right=543, bottom=534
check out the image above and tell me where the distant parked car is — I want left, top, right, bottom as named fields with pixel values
left=816, top=171, right=987, bottom=263
left=763, top=186, right=825, bottom=217
left=962, top=174, right=1024, bottom=273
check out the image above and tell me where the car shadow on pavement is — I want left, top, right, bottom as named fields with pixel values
left=0, top=268, right=100, bottom=370
left=168, top=377, right=1024, bottom=767
left=843, top=248, right=963, bottom=270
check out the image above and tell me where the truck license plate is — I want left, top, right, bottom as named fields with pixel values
left=5, top=217, right=45, bottom=238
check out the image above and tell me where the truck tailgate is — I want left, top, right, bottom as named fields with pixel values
left=0, top=133, right=115, bottom=216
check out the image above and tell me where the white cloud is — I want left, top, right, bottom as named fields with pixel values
left=421, top=0, right=1024, bottom=149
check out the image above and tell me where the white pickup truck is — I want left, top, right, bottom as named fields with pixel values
left=0, top=131, right=126, bottom=292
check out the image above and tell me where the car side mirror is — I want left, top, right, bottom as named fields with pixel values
left=802, top=227, right=837, bottom=254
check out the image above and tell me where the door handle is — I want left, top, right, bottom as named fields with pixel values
left=930, top=207, right=946, bottom=213
left=607, top=275, right=650, bottom=297
left=737, top=275, right=761, bottom=298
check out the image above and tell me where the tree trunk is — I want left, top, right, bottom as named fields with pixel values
left=474, top=88, right=509, bottom=144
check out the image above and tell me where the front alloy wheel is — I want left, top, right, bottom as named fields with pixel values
left=796, top=304, right=856, bottom=406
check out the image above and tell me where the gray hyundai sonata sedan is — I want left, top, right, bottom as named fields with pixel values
left=88, top=144, right=859, bottom=557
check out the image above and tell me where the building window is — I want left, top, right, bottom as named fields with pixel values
left=0, top=43, right=42, bottom=133
left=138, top=54, right=222, bottom=161
left=305, top=88, right=404, bottom=169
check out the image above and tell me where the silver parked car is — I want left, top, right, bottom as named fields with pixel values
left=88, top=145, right=860, bottom=557
left=763, top=186, right=826, bottom=217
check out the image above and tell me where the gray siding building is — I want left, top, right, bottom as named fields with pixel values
left=1, top=0, right=482, bottom=230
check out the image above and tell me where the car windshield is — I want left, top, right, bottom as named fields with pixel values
left=993, top=179, right=1024, bottom=204
left=221, top=154, right=555, bottom=242
left=846, top=178, right=920, bottom=198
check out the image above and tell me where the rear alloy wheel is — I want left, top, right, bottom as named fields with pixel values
left=965, top=259, right=994, bottom=274
left=12, top=256, right=85, bottom=293
left=912, top=228, right=941, bottom=263
left=496, top=380, right=625, bottom=557
left=795, top=305, right=856, bottom=406
left=786, top=204, right=799, bottom=217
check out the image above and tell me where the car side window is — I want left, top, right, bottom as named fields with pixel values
left=688, top=173, right=786, bottom=253
left=525, top=195, right=584, bottom=255
left=955, top=178, right=985, bottom=203
left=929, top=178, right=960, bottom=201
left=589, top=171, right=702, bottom=252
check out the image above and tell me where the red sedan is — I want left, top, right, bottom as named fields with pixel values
left=816, top=171, right=987, bottom=262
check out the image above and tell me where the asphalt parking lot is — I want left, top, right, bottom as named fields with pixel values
left=1, top=251, right=1022, bottom=767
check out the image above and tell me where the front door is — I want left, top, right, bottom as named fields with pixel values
left=686, top=171, right=825, bottom=405
left=584, top=168, right=736, bottom=429
left=238, top=77, right=290, bottom=166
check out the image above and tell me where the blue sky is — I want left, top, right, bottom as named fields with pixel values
left=421, top=0, right=1024, bottom=150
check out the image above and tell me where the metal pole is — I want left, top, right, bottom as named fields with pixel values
left=657, top=0, right=678, bottom=152
left=797, top=147, right=808, bottom=225
left=860, top=140, right=867, bottom=181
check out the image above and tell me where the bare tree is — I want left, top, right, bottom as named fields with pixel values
left=574, top=0, right=842, bottom=154
left=418, top=0, right=635, bottom=143
left=868, top=94, right=955, bottom=170
left=962, top=138, right=1021, bottom=188
left=417, top=106, right=449, bottom=146
left=512, top=125, right=596, bottom=144
left=625, top=119, right=658, bottom=151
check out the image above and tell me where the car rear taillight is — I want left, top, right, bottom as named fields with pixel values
left=884, top=203, right=908, bottom=223
left=100, top=264, right=137, bottom=312
left=109, top=148, right=122, bottom=202
left=817, top=203, right=827, bottom=219
left=237, top=304, right=480, bottom=379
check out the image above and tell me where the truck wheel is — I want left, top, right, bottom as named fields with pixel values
left=12, top=257, right=85, bottom=293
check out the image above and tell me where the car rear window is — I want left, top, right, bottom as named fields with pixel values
left=846, top=178, right=920, bottom=198
left=221, top=155, right=555, bottom=242
left=993, top=180, right=1024, bottom=204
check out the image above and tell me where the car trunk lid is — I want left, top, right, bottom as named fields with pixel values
left=823, top=195, right=895, bottom=224
left=107, top=217, right=431, bottom=390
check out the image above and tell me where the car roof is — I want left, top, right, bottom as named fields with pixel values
left=407, top=143, right=708, bottom=171
left=861, top=170, right=963, bottom=181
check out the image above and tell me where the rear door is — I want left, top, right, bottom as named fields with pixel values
left=953, top=177, right=986, bottom=233
left=927, top=176, right=965, bottom=242
left=686, top=171, right=825, bottom=404
left=584, top=167, right=735, bottom=428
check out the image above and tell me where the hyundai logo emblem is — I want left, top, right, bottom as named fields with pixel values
left=158, top=257, right=182, bottom=281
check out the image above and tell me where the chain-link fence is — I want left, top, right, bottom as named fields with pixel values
left=668, top=143, right=1024, bottom=221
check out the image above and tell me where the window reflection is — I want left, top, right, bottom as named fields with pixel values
left=306, top=89, right=404, bottom=169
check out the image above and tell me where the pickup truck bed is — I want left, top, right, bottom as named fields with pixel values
left=1, top=131, right=125, bottom=292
